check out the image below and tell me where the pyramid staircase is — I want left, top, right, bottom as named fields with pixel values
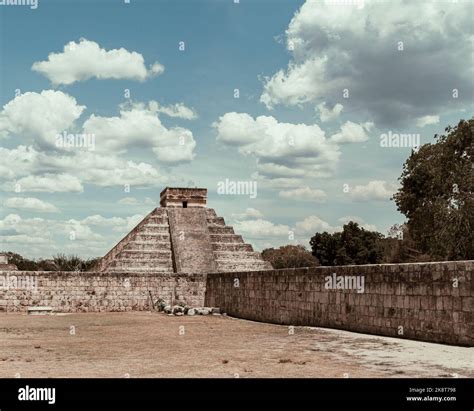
left=206, top=209, right=272, bottom=272
left=94, top=208, right=173, bottom=273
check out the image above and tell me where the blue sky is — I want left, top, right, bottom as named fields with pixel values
left=0, top=0, right=472, bottom=258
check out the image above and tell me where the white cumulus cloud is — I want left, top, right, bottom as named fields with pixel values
left=260, top=0, right=472, bottom=125
left=213, top=112, right=340, bottom=181
left=82, top=102, right=196, bottom=164
left=0, top=145, right=169, bottom=190
left=117, top=197, right=141, bottom=206
left=338, top=216, right=378, bottom=232
left=3, top=197, right=60, bottom=213
left=3, top=173, right=84, bottom=193
left=350, top=180, right=396, bottom=202
left=233, top=219, right=290, bottom=239
left=279, top=187, right=327, bottom=202
left=0, top=90, right=85, bottom=148
left=231, top=207, right=264, bottom=220
left=149, top=101, right=197, bottom=120
left=330, top=121, right=374, bottom=144
left=32, top=39, right=164, bottom=85
left=416, top=115, right=440, bottom=128
left=294, top=215, right=339, bottom=235
left=317, top=102, right=343, bottom=122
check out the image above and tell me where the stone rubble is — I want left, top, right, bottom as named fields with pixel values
left=155, top=299, right=220, bottom=316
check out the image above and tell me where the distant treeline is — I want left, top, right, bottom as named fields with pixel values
left=2, top=252, right=100, bottom=272
left=262, top=222, right=433, bottom=269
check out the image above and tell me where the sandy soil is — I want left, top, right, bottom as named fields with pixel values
left=0, top=312, right=472, bottom=378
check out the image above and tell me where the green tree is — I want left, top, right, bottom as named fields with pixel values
left=261, top=245, right=319, bottom=269
left=382, top=224, right=431, bottom=263
left=308, top=232, right=341, bottom=266
left=3, top=252, right=38, bottom=270
left=393, top=119, right=474, bottom=260
left=310, top=222, right=384, bottom=266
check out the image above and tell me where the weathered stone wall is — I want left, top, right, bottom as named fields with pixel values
left=0, top=271, right=206, bottom=313
left=205, top=261, right=473, bottom=346
left=2, top=261, right=472, bottom=346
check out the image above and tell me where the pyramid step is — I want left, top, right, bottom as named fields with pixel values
left=140, top=224, right=170, bottom=234
left=208, top=226, right=234, bottom=234
left=210, top=234, right=244, bottom=244
left=147, top=216, right=168, bottom=225
left=118, top=250, right=172, bottom=259
left=151, top=208, right=168, bottom=217
left=215, top=260, right=271, bottom=272
left=205, top=209, right=217, bottom=218
left=207, top=217, right=225, bottom=226
left=112, top=256, right=171, bottom=266
left=124, top=241, right=171, bottom=251
left=143, top=223, right=169, bottom=228
left=133, top=233, right=170, bottom=242
left=109, top=259, right=173, bottom=270
left=214, top=251, right=262, bottom=261
left=106, top=267, right=172, bottom=273
left=212, top=243, right=253, bottom=252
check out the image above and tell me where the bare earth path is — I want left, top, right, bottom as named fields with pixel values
left=0, top=312, right=472, bottom=378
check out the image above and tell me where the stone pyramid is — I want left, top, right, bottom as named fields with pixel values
left=94, top=187, right=272, bottom=273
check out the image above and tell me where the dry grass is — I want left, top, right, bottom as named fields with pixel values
left=0, top=312, right=472, bottom=378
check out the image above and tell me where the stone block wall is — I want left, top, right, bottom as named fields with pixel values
left=0, top=271, right=206, bottom=313
left=205, top=261, right=473, bottom=346
left=1, top=261, right=472, bottom=347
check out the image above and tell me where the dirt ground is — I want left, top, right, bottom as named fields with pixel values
left=0, top=312, right=472, bottom=378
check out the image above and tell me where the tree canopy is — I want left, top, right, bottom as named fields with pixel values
left=261, top=245, right=319, bottom=269
left=310, top=222, right=384, bottom=266
left=393, top=119, right=473, bottom=260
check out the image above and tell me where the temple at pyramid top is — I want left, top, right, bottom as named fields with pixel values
left=159, top=187, right=207, bottom=208
left=94, top=187, right=272, bottom=274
